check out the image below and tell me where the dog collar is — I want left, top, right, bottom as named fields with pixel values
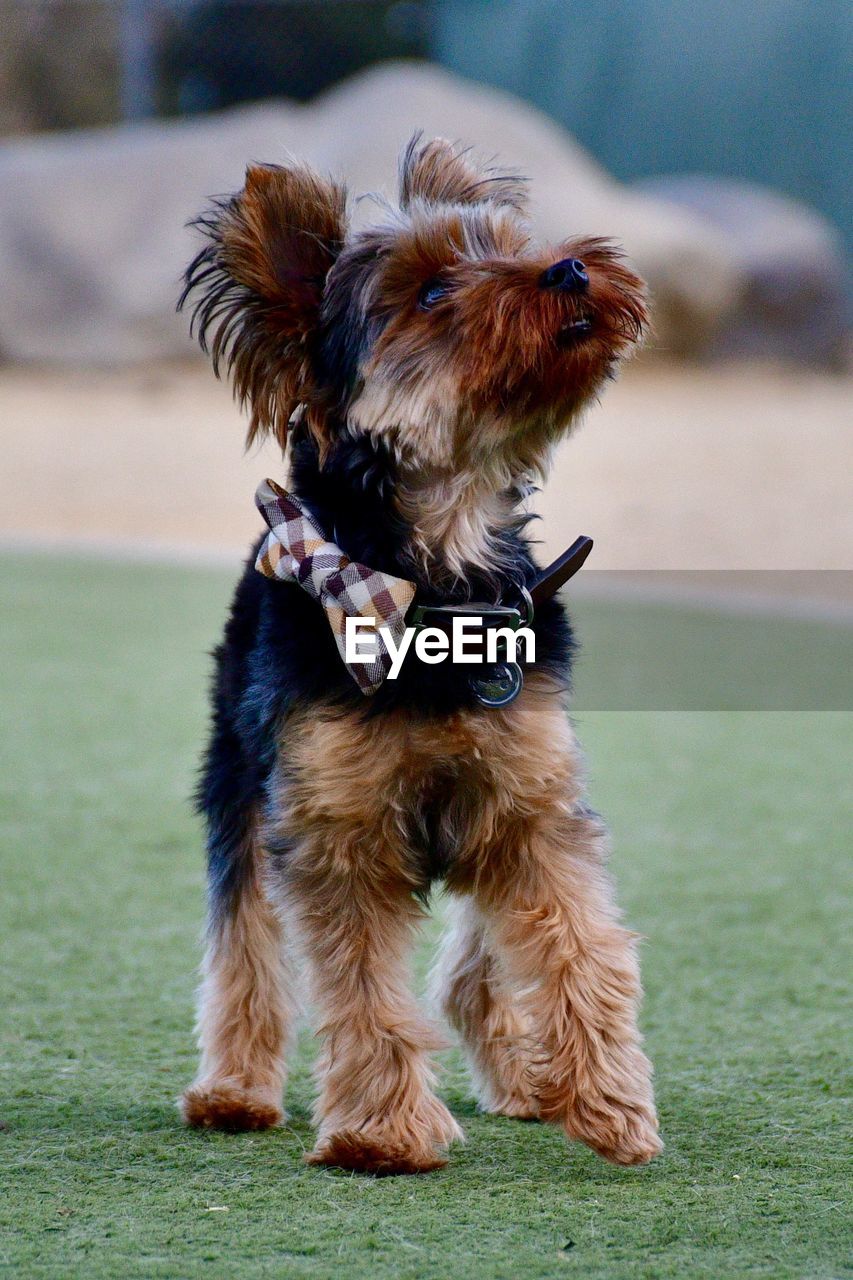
left=409, top=538, right=592, bottom=707
left=254, top=478, right=592, bottom=704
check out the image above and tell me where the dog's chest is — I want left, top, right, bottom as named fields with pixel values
left=278, top=678, right=579, bottom=883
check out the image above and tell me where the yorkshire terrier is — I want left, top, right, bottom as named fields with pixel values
left=178, top=135, right=661, bottom=1174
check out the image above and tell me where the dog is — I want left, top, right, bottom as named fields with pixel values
left=178, top=135, right=661, bottom=1174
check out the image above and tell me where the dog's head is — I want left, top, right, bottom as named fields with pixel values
left=182, top=135, right=647, bottom=481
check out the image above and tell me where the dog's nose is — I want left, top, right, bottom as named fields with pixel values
left=539, top=257, right=589, bottom=293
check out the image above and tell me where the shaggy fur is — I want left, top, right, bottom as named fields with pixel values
left=179, top=135, right=660, bottom=1174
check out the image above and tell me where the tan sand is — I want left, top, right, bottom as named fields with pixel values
left=2, top=360, right=850, bottom=594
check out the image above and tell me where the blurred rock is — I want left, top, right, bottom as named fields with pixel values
left=640, top=175, right=849, bottom=366
left=315, top=64, right=743, bottom=358
left=0, top=59, right=743, bottom=364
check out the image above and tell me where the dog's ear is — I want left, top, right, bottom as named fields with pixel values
left=181, top=164, right=347, bottom=453
left=399, top=133, right=527, bottom=212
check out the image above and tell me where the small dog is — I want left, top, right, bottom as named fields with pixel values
left=178, top=135, right=661, bottom=1174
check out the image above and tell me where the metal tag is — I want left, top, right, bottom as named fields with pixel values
left=470, top=662, right=524, bottom=708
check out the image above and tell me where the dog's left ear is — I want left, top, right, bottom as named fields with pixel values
left=399, top=133, right=527, bottom=212
left=181, top=164, right=347, bottom=454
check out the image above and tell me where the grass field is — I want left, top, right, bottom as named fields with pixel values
left=1, top=554, right=850, bottom=1279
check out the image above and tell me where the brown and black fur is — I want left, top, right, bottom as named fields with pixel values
left=179, top=135, right=661, bottom=1173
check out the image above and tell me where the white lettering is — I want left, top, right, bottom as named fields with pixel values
left=344, top=615, right=535, bottom=679
left=379, top=624, right=415, bottom=679
left=345, top=616, right=379, bottom=664
left=415, top=627, right=450, bottom=664
left=486, top=626, right=535, bottom=664
left=452, top=616, right=484, bottom=663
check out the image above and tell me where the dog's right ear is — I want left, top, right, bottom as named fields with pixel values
left=180, top=164, right=347, bottom=453
left=399, top=134, right=527, bottom=212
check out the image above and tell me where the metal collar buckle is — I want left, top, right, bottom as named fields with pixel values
left=409, top=588, right=534, bottom=709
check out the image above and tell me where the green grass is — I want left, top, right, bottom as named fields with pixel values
left=0, top=553, right=850, bottom=1279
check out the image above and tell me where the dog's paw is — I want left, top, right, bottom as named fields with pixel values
left=485, top=1089, right=540, bottom=1121
left=307, top=1096, right=463, bottom=1175
left=180, top=1080, right=283, bottom=1132
left=565, top=1099, right=662, bottom=1166
left=306, top=1129, right=448, bottom=1176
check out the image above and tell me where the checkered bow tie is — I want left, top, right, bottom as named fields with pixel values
left=254, top=478, right=416, bottom=694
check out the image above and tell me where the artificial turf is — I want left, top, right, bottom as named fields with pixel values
left=0, top=553, right=850, bottom=1279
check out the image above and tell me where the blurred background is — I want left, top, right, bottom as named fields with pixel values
left=1, top=0, right=851, bottom=650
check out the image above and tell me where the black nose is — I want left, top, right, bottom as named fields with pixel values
left=539, top=257, right=589, bottom=292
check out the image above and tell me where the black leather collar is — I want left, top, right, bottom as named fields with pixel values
left=408, top=536, right=593, bottom=707
left=529, top=535, right=594, bottom=606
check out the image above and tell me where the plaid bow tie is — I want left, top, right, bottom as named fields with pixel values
left=254, top=478, right=416, bottom=694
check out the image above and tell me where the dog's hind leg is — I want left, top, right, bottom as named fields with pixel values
left=181, top=807, right=294, bottom=1131
left=431, top=897, right=539, bottom=1120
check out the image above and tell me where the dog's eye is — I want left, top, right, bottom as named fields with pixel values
left=418, top=279, right=449, bottom=310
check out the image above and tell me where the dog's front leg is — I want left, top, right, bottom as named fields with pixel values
left=472, top=804, right=662, bottom=1166
left=286, top=829, right=463, bottom=1174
